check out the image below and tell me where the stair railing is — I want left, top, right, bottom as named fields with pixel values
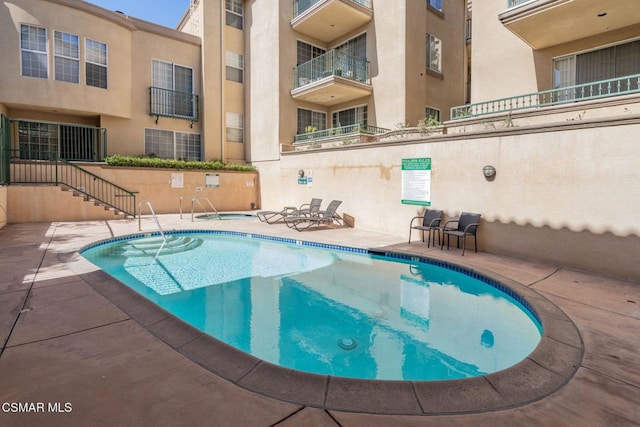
left=7, top=150, right=137, bottom=217
left=191, top=196, right=221, bottom=221
left=138, top=201, right=167, bottom=262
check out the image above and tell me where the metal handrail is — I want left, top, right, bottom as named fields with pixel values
left=191, top=197, right=221, bottom=221
left=138, top=201, right=168, bottom=262
left=451, top=73, right=640, bottom=120
left=7, top=150, right=136, bottom=217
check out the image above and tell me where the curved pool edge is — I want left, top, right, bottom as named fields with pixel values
left=74, top=231, right=584, bottom=416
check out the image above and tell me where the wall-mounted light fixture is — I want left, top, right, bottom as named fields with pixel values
left=298, top=169, right=305, bottom=177
left=483, top=165, right=496, bottom=181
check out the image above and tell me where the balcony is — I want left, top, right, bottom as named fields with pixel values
left=450, top=73, right=640, bottom=119
left=285, top=124, right=389, bottom=151
left=499, top=0, right=640, bottom=49
left=149, top=87, right=199, bottom=123
left=292, top=0, right=373, bottom=43
left=291, top=50, right=372, bottom=106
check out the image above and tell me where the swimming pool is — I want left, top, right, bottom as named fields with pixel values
left=81, top=230, right=542, bottom=381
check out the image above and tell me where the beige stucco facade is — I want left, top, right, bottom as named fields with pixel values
left=256, top=103, right=640, bottom=281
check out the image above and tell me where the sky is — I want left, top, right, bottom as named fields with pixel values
left=86, top=0, right=192, bottom=28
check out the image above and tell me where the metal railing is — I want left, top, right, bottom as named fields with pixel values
left=294, top=50, right=370, bottom=89
left=14, top=119, right=107, bottom=162
left=507, top=0, right=533, bottom=8
left=150, top=87, right=199, bottom=122
left=8, top=150, right=137, bottom=217
left=294, top=123, right=389, bottom=143
left=0, top=115, right=9, bottom=184
left=450, top=73, right=640, bottom=120
left=293, top=0, right=372, bottom=18
left=191, top=197, right=220, bottom=221
left=138, top=201, right=167, bottom=262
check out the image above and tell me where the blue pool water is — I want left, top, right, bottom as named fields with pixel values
left=81, top=231, right=542, bottom=381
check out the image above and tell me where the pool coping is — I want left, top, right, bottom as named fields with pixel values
left=74, top=230, right=584, bottom=416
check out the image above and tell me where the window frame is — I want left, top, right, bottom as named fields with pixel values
left=425, top=106, right=441, bottom=123
left=225, top=51, right=244, bottom=83
left=331, top=105, right=368, bottom=128
left=225, top=0, right=244, bottom=30
left=144, top=128, right=202, bottom=161
left=85, top=38, right=108, bottom=89
left=20, top=24, right=49, bottom=79
left=54, top=30, right=80, bottom=84
left=427, top=0, right=443, bottom=13
left=297, top=108, right=327, bottom=134
left=226, top=112, right=244, bottom=143
left=426, top=33, right=442, bottom=74
left=152, top=59, right=195, bottom=118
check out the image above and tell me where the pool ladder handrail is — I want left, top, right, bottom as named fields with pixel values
left=138, top=201, right=168, bottom=262
left=191, top=196, right=221, bottom=221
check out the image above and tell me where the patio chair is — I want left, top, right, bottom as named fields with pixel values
left=440, top=212, right=481, bottom=256
left=284, top=200, right=343, bottom=231
left=257, top=198, right=322, bottom=224
left=408, top=209, right=443, bottom=247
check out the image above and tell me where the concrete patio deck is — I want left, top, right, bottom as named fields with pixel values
left=0, top=215, right=638, bottom=426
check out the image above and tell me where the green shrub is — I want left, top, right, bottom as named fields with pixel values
left=104, top=155, right=256, bottom=172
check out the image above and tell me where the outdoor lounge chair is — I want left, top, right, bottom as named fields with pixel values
left=257, top=198, right=322, bottom=224
left=284, top=200, right=343, bottom=231
left=408, top=209, right=443, bottom=246
left=440, top=212, right=481, bottom=256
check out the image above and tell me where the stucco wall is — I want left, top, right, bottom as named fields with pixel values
left=254, top=119, right=640, bottom=281
left=6, top=166, right=260, bottom=222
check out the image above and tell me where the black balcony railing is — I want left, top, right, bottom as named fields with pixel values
left=150, top=87, right=199, bottom=122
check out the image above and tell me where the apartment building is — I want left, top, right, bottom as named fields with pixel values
left=178, top=0, right=468, bottom=162
left=0, top=0, right=467, bottom=164
left=0, top=0, right=243, bottom=164
left=464, top=0, right=640, bottom=113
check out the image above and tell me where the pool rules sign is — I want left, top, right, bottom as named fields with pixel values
left=401, top=158, right=431, bottom=206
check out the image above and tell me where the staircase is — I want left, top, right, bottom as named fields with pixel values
left=99, top=235, right=203, bottom=258
left=7, top=150, right=137, bottom=218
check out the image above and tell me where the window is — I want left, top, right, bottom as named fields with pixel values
left=425, top=106, right=441, bottom=123
left=86, top=39, right=107, bottom=88
left=297, top=109, right=326, bottom=134
left=428, top=0, right=443, bottom=12
left=426, top=34, right=442, bottom=73
left=17, top=121, right=101, bottom=161
left=152, top=60, right=195, bottom=117
left=54, top=31, right=79, bottom=83
left=225, top=0, right=243, bottom=29
left=226, top=113, right=244, bottom=143
left=332, top=106, right=367, bottom=128
left=175, top=132, right=202, bottom=160
left=553, top=40, right=640, bottom=99
left=335, top=33, right=367, bottom=60
left=20, top=24, right=48, bottom=78
left=18, top=121, right=57, bottom=159
left=226, top=51, right=244, bottom=83
left=297, top=41, right=326, bottom=66
left=144, top=128, right=201, bottom=161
